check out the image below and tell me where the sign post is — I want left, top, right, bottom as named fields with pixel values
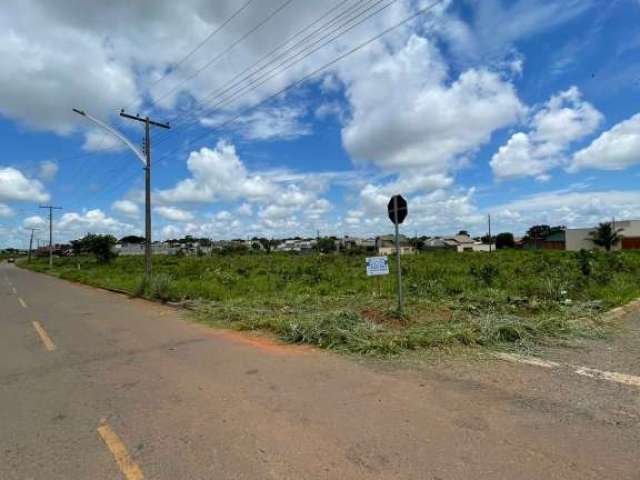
left=366, top=256, right=389, bottom=297
left=387, top=195, right=408, bottom=315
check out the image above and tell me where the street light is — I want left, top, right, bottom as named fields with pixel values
left=72, top=108, right=161, bottom=278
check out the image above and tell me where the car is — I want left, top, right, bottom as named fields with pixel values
left=7, top=257, right=15, bottom=263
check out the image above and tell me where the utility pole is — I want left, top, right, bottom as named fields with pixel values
left=27, top=228, right=39, bottom=263
left=488, top=214, right=492, bottom=253
left=39, top=206, right=62, bottom=267
left=119, top=111, right=170, bottom=279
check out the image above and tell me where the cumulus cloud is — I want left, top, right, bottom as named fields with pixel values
left=112, top=199, right=140, bottom=218
left=570, top=113, right=640, bottom=172
left=340, top=35, right=524, bottom=174
left=155, top=206, right=195, bottom=222
left=38, top=160, right=58, bottom=182
left=23, top=215, right=47, bottom=230
left=0, top=166, right=49, bottom=202
left=57, top=209, right=133, bottom=238
left=157, top=140, right=277, bottom=204
left=83, top=128, right=127, bottom=152
left=491, top=86, right=602, bottom=180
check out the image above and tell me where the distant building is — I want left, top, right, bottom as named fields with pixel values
left=376, top=235, right=415, bottom=255
left=565, top=220, right=640, bottom=251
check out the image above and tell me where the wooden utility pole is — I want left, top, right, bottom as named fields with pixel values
left=119, top=111, right=170, bottom=278
left=39, top=206, right=62, bottom=267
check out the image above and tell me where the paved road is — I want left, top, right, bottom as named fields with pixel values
left=1, top=262, right=639, bottom=479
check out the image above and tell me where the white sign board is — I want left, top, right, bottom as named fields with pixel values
left=366, top=256, right=389, bottom=276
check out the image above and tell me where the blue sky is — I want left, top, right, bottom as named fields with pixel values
left=1, top=0, right=640, bottom=247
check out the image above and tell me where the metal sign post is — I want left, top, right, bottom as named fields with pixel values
left=387, top=195, right=408, bottom=315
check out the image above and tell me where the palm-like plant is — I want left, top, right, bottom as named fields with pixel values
left=589, top=222, right=622, bottom=251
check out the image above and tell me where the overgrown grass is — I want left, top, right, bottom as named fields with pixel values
left=21, top=249, right=640, bottom=355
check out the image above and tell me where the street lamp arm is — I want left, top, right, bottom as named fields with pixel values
left=73, top=108, right=147, bottom=166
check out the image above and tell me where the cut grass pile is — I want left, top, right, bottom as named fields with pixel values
left=21, top=250, right=640, bottom=355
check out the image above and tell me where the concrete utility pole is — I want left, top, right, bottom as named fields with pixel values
left=39, top=206, right=62, bottom=267
left=119, top=111, right=170, bottom=278
left=393, top=196, right=403, bottom=314
left=27, top=228, right=39, bottom=263
left=73, top=108, right=170, bottom=279
left=488, top=214, right=492, bottom=253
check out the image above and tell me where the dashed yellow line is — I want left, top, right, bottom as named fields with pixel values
left=12, top=287, right=17, bottom=295
left=575, top=366, right=640, bottom=388
left=97, top=423, right=144, bottom=480
left=32, top=321, right=56, bottom=351
left=18, top=297, right=27, bottom=308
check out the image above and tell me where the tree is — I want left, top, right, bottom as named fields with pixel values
left=317, top=237, right=336, bottom=253
left=72, top=234, right=117, bottom=263
left=457, top=230, right=469, bottom=236
left=120, top=235, right=145, bottom=244
left=480, top=234, right=495, bottom=245
left=495, top=232, right=515, bottom=249
left=589, top=222, right=622, bottom=252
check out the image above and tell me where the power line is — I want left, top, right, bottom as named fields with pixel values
left=151, top=0, right=390, bottom=149
left=151, top=0, right=296, bottom=109
left=145, top=0, right=256, bottom=93
left=152, top=0, right=365, bottom=139
left=53, top=1, right=257, bottom=178
left=158, top=0, right=447, bottom=161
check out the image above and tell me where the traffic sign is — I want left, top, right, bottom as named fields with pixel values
left=388, top=195, right=407, bottom=225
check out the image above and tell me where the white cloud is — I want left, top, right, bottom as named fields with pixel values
left=202, top=105, right=310, bottom=141
left=57, top=209, right=133, bottom=238
left=236, top=203, right=253, bottom=216
left=215, top=210, right=232, bottom=220
left=340, top=35, right=524, bottom=175
left=112, top=199, right=140, bottom=218
left=38, top=160, right=58, bottom=182
left=157, top=140, right=277, bottom=204
left=491, top=190, right=640, bottom=231
left=82, top=128, right=127, bottom=152
left=23, top=215, right=47, bottom=230
left=0, top=166, right=49, bottom=202
left=0, top=203, right=14, bottom=218
left=570, top=113, right=640, bottom=172
left=491, top=86, right=602, bottom=180
left=155, top=206, right=195, bottom=222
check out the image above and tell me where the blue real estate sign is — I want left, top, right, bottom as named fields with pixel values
left=365, top=256, right=389, bottom=276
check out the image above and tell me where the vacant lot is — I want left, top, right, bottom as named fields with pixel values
left=21, top=250, right=640, bottom=354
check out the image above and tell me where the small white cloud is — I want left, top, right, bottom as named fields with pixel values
left=38, top=160, right=58, bottom=182
left=0, top=166, right=49, bottom=202
left=83, top=128, right=127, bottom=152
left=201, top=106, right=310, bottom=141
left=215, top=210, right=231, bottom=220
left=23, top=215, right=47, bottom=229
left=236, top=203, right=253, bottom=216
left=570, top=113, right=640, bottom=172
left=112, top=199, right=140, bottom=218
left=155, top=206, right=194, bottom=222
left=0, top=203, right=14, bottom=218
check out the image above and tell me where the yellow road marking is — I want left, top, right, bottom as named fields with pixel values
left=97, top=423, right=144, bottom=480
left=575, top=367, right=640, bottom=388
left=32, top=321, right=56, bottom=351
left=12, top=287, right=17, bottom=294
left=18, top=297, right=27, bottom=308
left=494, top=352, right=560, bottom=369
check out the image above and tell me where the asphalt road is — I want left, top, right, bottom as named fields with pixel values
left=1, top=262, right=639, bottom=479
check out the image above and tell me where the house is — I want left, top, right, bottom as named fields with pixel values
left=375, top=235, right=415, bottom=255
left=565, top=220, right=640, bottom=251
left=443, top=234, right=492, bottom=253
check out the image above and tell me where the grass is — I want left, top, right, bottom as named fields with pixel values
left=20, top=249, right=640, bottom=355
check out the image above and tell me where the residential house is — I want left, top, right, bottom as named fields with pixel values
left=376, top=235, right=415, bottom=255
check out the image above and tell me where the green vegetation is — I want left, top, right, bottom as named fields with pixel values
left=21, top=250, right=640, bottom=355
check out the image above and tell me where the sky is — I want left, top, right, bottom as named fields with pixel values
left=1, top=0, right=640, bottom=248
